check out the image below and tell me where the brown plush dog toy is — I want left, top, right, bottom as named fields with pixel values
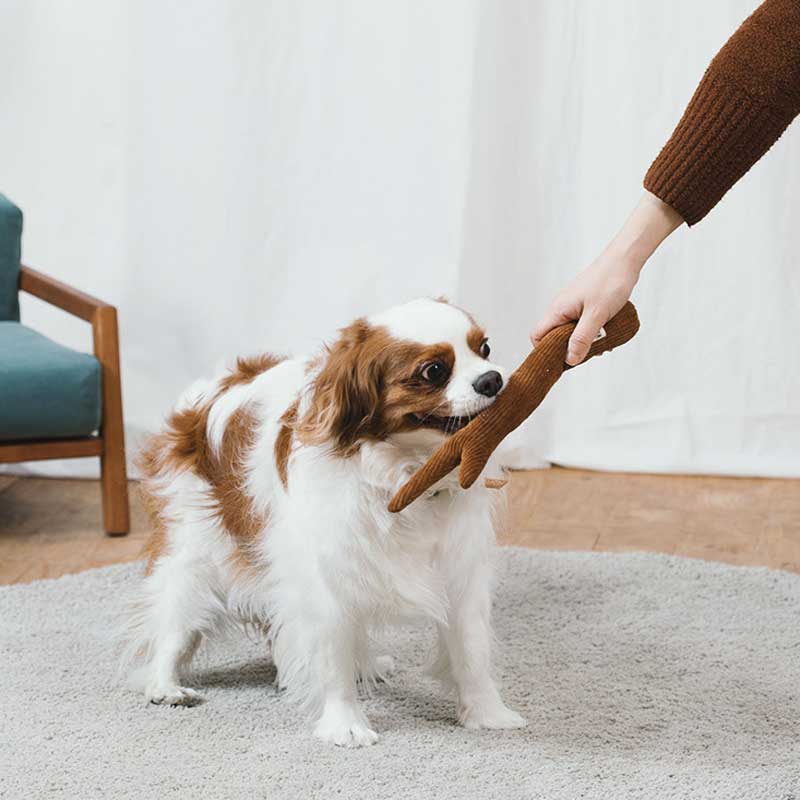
left=388, top=301, right=640, bottom=512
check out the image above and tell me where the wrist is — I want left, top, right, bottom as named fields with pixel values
left=609, top=192, right=683, bottom=271
left=604, top=239, right=647, bottom=282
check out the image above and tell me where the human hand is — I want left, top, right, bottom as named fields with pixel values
left=530, top=250, right=639, bottom=366
left=530, top=192, right=683, bottom=365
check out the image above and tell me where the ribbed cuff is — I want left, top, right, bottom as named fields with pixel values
left=644, top=70, right=796, bottom=226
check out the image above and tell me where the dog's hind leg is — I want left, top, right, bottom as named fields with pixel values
left=135, top=550, right=225, bottom=707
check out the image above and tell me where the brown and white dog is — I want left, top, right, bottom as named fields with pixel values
left=124, top=297, right=525, bottom=747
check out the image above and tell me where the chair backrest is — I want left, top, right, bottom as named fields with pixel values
left=0, top=194, right=22, bottom=321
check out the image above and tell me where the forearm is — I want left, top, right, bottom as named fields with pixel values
left=530, top=192, right=682, bottom=363
left=645, top=0, right=800, bottom=225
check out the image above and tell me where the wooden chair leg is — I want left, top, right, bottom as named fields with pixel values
left=93, top=305, right=130, bottom=536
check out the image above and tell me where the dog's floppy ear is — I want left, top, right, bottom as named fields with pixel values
left=298, top=319, right=386, bottom=456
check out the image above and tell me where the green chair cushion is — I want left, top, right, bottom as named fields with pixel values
left=0, top=195, right=22, bottom=321
left=0, top=322, right=102, bottom=441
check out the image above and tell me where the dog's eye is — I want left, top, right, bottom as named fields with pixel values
left=420, top=361, right=448, bottom=384
left=479, top=339, right=490, bottom=359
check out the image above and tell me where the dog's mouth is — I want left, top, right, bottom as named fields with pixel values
left=408, top=410, right=479, bottom=435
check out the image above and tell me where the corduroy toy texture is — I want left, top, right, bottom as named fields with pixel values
left=388, top=302, right=640, bottom=512
left=644, top=0, right=800, bottom=226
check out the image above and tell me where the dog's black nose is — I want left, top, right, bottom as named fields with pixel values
left=473, top=370, right=503, bottom=397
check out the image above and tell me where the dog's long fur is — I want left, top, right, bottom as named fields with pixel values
left=123, top=298, right=525, bottom=746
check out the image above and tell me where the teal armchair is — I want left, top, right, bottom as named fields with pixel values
left=0, top=194, right=129, bottom=535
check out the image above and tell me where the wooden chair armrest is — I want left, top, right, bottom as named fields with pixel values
left=16, top=263, right=130, bottom=534
left=19, top=264, right=112, bottom=322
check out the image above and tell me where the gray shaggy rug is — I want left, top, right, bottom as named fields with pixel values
left=2, top=548, right=799, bottom=800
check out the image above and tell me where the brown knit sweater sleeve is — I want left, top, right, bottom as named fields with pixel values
left=644, top=0, right=800, bottom=226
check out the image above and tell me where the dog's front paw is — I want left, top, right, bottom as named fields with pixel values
left=314, top=705, right=379, bottom=748
left=459, top=700, right=526, bottom=730
left=146, top=684, right=203, bottom=707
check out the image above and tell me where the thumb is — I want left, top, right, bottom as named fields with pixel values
left=566, top=309, right=605, bottom=366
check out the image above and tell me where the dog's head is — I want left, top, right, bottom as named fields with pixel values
left=299, top=298, right=506, bottom=455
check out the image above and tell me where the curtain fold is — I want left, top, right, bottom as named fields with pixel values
left=1, top=0, right=797, bottom=479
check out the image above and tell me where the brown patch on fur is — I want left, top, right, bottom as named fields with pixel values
left=137, top=402, right=215, bottom=573
left=210, top=406, right=265, bottom=553
left=467, top=325, right=488, bottom=357
left=219, top=353, right=285, bottom=393
left=138, top=353, right=284, bottom=572
left=297, top=320, right=457, bottom=456
left=137, top=437, right=174, bottom=575
left=275, top=400, right=299, bottom=488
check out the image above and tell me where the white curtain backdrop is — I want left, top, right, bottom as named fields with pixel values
left=1, top=0, right=798, bottom=479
